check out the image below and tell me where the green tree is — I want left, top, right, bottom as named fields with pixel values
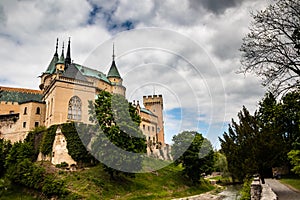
left=239, top=0, right=300, bottom=95
left=214, top=152, right=229, bottom=177
left=279, top=91, right=300, bottom=149
left=288, top=150, right=300, bottom=175
left=172, top=131, right=214, bottom=183
left=89, top=91, right=146, bottom=178
left=0, top=139, right=12, bottom=177
left=220, top=105, right=283, bottom=183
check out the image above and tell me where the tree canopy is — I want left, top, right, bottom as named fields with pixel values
left=89, top=91, right=146, bottom=177
left=220, top=91, right=300, bottom=182
left=239, top=0, right=300, bottom=95
left=172, top=131, right=214, bottom=183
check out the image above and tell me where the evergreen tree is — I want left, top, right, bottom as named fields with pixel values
left=220, top=105, right=283, bottom=183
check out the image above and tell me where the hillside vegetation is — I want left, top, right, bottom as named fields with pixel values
left=1, top=161, right=214, bottom=200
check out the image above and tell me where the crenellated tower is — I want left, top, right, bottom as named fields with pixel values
left=143, top=95, right=165, bottom=145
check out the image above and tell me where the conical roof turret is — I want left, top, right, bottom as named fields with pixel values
left=56, top=42, right=65, bottom=64
left=107, top=44, right=121, bottom=78
left=45, top=38, right=59, bottom=74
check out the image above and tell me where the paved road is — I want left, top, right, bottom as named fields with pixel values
left=265, top=178, right=300, bottom=200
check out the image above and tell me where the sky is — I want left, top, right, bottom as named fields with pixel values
left=0, top=0, right=271, bottom=148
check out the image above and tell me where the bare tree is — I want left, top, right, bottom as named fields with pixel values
left=239, top=0, right=300, bottom=95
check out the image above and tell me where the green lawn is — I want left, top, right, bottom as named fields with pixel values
left=280, top=175, right=300, bottom=191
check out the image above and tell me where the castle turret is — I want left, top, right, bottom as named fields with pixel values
left=143, top=95, right=164, bottom=145
left=44, top=38, right=59, bottom=74
left=56, top=42, right=65, bottom=72
left=106, top=44, right=126, bottom=96
left=40, top=39, right=59, bottom=90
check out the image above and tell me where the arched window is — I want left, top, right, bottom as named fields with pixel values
left=67, top=96, right=82, bottom=121
left=36, top=107, right=41, bottom=115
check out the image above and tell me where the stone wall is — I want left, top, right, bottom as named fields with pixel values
left=51, top=127, right=76, bottom=166
left=251, top=178, right=277, bottom=200
left=251, top=178, right=262, bottom=200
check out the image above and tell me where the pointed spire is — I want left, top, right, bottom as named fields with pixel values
left=107, top=43, right=121, bottom=79
left=45, top=38, right=59, bottom=74
left=57, top=42, right=65, bottom=64
left=54, top=38, right=59, bottom=57
left=65, top=37, right=71, bottom=65
left=112, top=43, right=115, bottom=61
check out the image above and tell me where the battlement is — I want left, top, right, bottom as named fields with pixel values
left=143, top=94, right=163, bottom=99
left=143, top=95, right=163, bottom=103
left=1, top=101, right=19, bottom=105
left=143, top=95, right=163, bottom=110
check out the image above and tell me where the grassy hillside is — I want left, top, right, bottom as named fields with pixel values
left=1, top=161, right=215, bottom=200
left=62, top=161, right=214, bottom=199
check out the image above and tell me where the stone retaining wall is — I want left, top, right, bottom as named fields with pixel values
left=251, top=178, right=277, bottom=200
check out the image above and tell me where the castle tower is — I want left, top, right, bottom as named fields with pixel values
left=143, top=95, right=165, bottom=145
left=107, top=44, right=126, bottom=96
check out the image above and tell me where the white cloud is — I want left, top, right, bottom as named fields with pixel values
left=0, top=0, right=270, bottom=146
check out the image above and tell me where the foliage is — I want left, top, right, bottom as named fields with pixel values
left=56, top=162, right=69, bottom=169
left=278, top=91, right=300, bottom=150
left=239, top=0, right=300, bottom=95
left=6, top=158, right=45, bottom=190
left=60, top=163, right=214, bottom=199
left=42, top=175, right=68, bottom=198
left=89, top=91, right=146, bottom=178
left=213, top=152, right=229, bottom=177
left=5, top=141, right=35, bottom=167
left=40, top=125, right=58, bottom=156
left=0, top=139, right=12, bottom=177
left=2, top=140, right=68, bottom=198
left=24, top=126, right=47, bottom=160
left=220, top=92, right=300, bottom=182
left=61, top=122, right=95, bottom=166
left=219, top=105, right=283, bottom=182
left=288, top=150, right=300, bottom=175
left=172, top=131, right=215, bottom=183
left=239, top=178, right=252, bottom=200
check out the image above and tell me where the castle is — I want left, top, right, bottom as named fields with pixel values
left=0, top=38, right=168, bottom=161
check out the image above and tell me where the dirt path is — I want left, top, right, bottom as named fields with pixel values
left=265, top=178, right=300, bottom=200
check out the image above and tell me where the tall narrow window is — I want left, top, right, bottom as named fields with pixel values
left=24, top=107, right=27, bottom=115
left=36, top=107, right=41, bottom=115
left=50, top=98, right=53, bottom=116
left=67, top=96, right=82, bottom=121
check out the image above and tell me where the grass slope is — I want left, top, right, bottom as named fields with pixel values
left=61, top=161, right=214, bottom=199
left=1, top=160, right=215, bottom=200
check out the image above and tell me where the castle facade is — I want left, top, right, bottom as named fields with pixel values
left=0, top=39, right=165, bottom=152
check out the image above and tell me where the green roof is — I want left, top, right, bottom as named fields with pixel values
left=141, top=108, right=157, bottom=117
left=45, top=55, right=58, bottom=74
left=0, top=90, right=43, bottom=103
left=57, top=54, right=65, bottom=64
left=107, top=61, right=121, bottom=78
left=74, top=64, right=111, bottom=84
